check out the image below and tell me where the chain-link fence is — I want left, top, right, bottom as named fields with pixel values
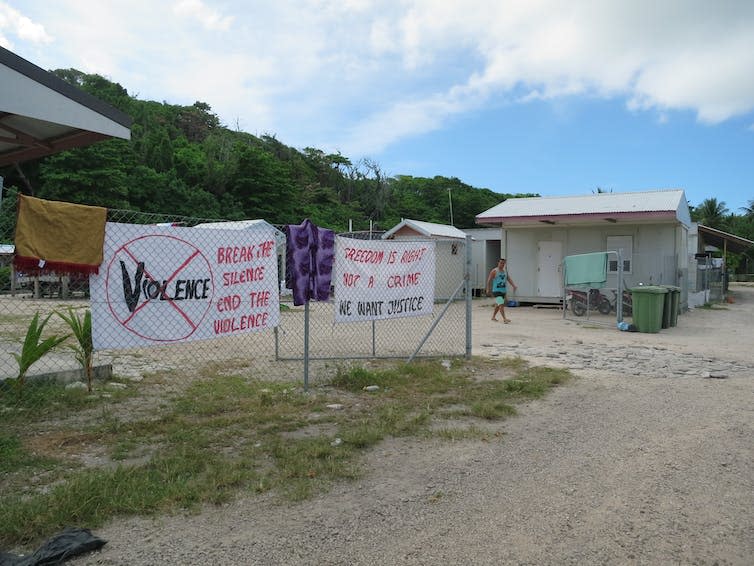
left=562, top=250, right=682, bottom=326
left=689, top=255, right=724, bottom=306
left=1, top=191, right=470, bottom=408
left=276, top=235, right=467, bottom=364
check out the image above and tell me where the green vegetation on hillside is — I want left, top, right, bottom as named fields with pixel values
left=0, top=69, right=535, bottom=232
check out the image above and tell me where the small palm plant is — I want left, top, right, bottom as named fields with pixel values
left=11, top=312, right=70, bottom=398
left=57, top=307, right=94, bottom=392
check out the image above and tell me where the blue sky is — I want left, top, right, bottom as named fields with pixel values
left=2, top=0, right=753, bottom=213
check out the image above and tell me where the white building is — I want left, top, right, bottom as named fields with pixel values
left=476, top=189, right=692, bottom=307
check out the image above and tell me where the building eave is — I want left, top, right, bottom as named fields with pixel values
left=476, top=210, right=679, bottom=226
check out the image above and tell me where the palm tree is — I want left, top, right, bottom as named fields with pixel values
left=692, top=198, right=729, bottom=229
left=57, top=307, right=94, bottom=392
left=741, top=199, right=754, bottom=218
left=11, top=312, right=70, bottom=398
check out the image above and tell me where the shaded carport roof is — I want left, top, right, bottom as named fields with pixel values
left=697, top=224, right=754, bottom=255
left=0, top=46, right=131, bottom=167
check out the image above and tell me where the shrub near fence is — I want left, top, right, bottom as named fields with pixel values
left=0, top=196, right=469, bottom=403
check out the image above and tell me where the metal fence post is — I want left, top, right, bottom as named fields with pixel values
left=465, top=234, right=472, bottom=360
left=372, top=320, right=376, bottom=357
left=616, top=249, right=624, bottom=322
left=274, top=326, right=279, bottom=361
left=303, top=301, right=310, bottom=391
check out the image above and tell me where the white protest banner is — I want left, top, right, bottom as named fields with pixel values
left=334, top=236, right=435, bottom=322
left=91, top=222, right=279, bottom=349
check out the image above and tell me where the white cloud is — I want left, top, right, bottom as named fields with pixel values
left=172, top=0, right=233, bottom=31
left=629, top=32, right=754, bottom=123
left=0, top=1, right=53, bottom=45
left=338, top=93, right=472, bottom=155
left=332, top=0, right=754, bottom=153
left=4, top=0, right=754, bottom=155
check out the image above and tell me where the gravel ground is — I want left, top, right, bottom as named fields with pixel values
left=70, top=285, right=754, bottom=565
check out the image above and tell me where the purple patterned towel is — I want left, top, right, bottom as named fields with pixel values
left=285, top=219, right=334, bottom=306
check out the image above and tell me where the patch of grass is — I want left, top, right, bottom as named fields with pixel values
left=375, top=404, right=432, bottom=436
left=469, top=399, right=517, bottom=420
left=0, top=433, right=58, bottom=474
left=339, top=421, right=385, bottom=449
left=0, top=379, right=135, bottom=425
left=0, top=357, right=572, bottom=550
left=330, top=365, right=403, bottom=391
left=0, top=449, right=253, bottom=545
left=699, top=302, right=729, bottom=310
left=269, top=436, right=360, bottom=501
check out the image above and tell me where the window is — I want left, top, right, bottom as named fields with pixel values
left=607, top=236, right=632, bottom=273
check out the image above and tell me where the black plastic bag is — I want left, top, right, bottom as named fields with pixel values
left=0, top=527, right=106, bottom=566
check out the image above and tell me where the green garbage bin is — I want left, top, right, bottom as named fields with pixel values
left=630, top=286, right=668, bottom=333
left=661, top=285, right=681, bottom=327
left=660, top=290, right=672, bottom=329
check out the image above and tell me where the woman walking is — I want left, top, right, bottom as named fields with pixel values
left=486, top=258, right=517, bottom=323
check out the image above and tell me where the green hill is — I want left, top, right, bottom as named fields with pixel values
left=2, top=69, right=536, bottom=230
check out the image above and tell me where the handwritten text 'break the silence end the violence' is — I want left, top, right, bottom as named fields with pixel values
left=214, top=239, right=277, bottom=334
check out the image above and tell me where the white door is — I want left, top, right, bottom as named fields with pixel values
left=537, top=241, right=563, bottom=297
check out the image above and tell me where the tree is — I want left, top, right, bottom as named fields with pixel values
left=355, top=158, right=390, bottom=221
left=54, top=69, right=132, bottom=114
left=37, top=140, right=131, bottom=208
left=229, top=143, right=297, bottom=222
left=741, top=199, right=754, bottom=218
left=143, top=129, right=174, bottom=173
left=176, top=101, right=220, bottom=143
left=692, top=198, right=729, bottom=230
left=726, top=212, right=754, bottom=243
left=301, top=148, right=356, bottom=204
